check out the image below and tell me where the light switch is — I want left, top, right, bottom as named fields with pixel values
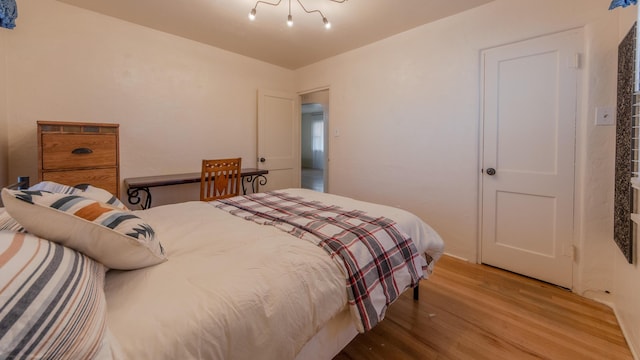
left=595, top=106, right=615, bottom=126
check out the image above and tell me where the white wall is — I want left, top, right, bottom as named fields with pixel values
left=4, top=0, right=295, bottom=203
left=295, top=0, right=638, bottom=356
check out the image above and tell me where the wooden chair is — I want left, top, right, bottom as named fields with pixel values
left=200, top=158, right=242, bottom=201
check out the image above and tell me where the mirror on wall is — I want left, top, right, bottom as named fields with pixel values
left=613, top=21, right=637, bottom=264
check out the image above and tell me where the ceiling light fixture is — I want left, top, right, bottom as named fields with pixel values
left=248, top=0, right=347, bottom=29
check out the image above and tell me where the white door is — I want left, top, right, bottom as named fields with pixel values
left=257, top=89, right=301, bottom=191
left=481, top=29, right=581, bottom=289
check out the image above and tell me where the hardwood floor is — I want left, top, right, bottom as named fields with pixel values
left=334, top=255, right=633, bottom=360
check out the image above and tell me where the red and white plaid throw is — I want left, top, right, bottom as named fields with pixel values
left=214, top=191, right=423, bottom=332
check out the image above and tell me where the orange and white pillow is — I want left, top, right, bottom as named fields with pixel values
left=1, top=188, right=166, bottom=270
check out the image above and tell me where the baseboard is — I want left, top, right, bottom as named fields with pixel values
left=588, top=298, right=639, bottom=360
left=613, top=306, right=640, bottom=360
left=442, top=252, right=470, bottom=262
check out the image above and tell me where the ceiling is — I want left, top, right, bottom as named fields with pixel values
left=56, top=0, right=494, bottom=70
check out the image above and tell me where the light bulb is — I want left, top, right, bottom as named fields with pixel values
left=287, top=14, right=293, bottom=27
left=323, top=17, right=331, bottom=29
left=249, top=8, right=256, bottom=20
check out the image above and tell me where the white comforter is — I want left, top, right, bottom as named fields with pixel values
left=105, top=189, right=444, bottom=360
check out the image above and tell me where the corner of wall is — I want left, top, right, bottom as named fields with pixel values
left=611, top=6, right=640, bottom=360
left=0, top=29, right=8, bottom=188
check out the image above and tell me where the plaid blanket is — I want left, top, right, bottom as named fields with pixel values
left=214, top=191, right=423, bottom=332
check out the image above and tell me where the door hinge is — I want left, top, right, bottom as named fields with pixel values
left=565, top=244, right=577, bottom=259
left=570, top=53, right=581, bottom=69
left=562, top=243, right=576, bottom=259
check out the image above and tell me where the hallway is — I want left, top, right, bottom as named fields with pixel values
left=301, top=168, right=323, bottom=192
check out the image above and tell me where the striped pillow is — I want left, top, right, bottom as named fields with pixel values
left=29, top=181, right=129, bottom=211
left=0, top=231, right=117, bottom=359
left=0, top=208, right=24, bottom=232
left=1, top=189, right=167, bottom=270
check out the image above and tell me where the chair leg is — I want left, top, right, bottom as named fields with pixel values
left=413, top=285, right=419, bottom=301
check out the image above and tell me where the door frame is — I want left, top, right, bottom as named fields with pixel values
left=298, top=86, right=331, bottom=193
left=476, top=29, right=584, bottom=289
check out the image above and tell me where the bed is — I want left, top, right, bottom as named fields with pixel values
left=0, top=182, right=444, bottom=359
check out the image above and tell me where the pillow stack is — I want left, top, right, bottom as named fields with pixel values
left=0, top=181, right=167, bottom=359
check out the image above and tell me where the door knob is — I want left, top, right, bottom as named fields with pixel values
left=486, top=168, right=496, bottom=176
left=259, top=157, right=266, bottom=163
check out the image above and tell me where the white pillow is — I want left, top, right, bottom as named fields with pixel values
left=29, top=181, right=129, bottom=211
left=1, top=188, right=167, bottom=270
left=0, top=231, right=119, bottom=358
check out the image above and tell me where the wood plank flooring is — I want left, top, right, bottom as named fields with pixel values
left=334, top=255, right=633, bottom=360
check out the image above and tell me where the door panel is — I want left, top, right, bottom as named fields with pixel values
left=481, top=29, right=581, bottom=289
left=496, top=51, right=559, bottom=174
left=257, top=89, right=300, bottom=191
left=495, top=191, right=556, bottom=255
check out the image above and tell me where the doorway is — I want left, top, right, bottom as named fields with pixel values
left=300, top=89, right=329, bottom=192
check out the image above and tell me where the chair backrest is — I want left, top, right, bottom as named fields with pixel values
left=200, top=158, right=242, bottom=201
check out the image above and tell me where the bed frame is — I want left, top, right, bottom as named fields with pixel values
left=1, top=176, right=30, bottom=206
left=6, top=176, right=30, bottom=190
